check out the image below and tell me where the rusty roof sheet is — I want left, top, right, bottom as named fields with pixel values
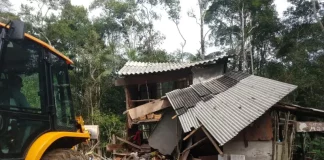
left=166, top=71, right=297, bottom=145
left=117, top=56, right=229, bottom=76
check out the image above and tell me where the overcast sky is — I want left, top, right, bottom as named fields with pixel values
left=12, top=0, right=291, bottom=54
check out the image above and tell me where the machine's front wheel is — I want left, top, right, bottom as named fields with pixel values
left=41, top=148, right=88, bottom=160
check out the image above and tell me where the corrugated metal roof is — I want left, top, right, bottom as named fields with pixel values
left=178, top=108, right=200, bottom=133
left=117, top=56, right=229, bottom=76
left=166, top=71, right=297, bottom=146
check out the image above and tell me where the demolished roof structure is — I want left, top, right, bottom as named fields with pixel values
left=112, top=58, right=324, bottom=159
left=166, top=71, right=297, bottom=145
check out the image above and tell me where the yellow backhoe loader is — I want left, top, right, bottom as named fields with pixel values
left=0, top=20, right=91, bottom=160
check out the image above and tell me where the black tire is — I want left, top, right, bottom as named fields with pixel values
left=41, top=148, right=88, bottom=160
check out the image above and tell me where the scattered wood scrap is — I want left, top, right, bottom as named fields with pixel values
left=132, top=113, right=162, bottom=124
left=106, top=144, right=123, bottom=152
left=116, top=136, right=141, bottom=150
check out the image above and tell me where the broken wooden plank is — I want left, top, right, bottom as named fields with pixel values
left=183, top=126, right=201, bottom=141
left=116, top=136, right=141, bottom=150
left=296, top=121, right=324, bottom=132
left=128, top=98, right=171, bottom=119
left=131, top=99, right=155, bottom=102
left=113, top=152, right=131, bottom=156
left=106, top=144, right=123, bottom=152
left=181, top=137, right=208, bottom=154
left=202, top=126, right=223, bottom=155
left=132, top=119, right=161, bottom=124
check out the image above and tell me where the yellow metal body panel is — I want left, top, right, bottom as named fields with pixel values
left=25, top=132, right=90, bottom=160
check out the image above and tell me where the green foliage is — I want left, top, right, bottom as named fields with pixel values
left=21, top=74, right=41, bottom=108
left=309, top=137, right=324, bottom=160
left=92, top=108, right=125, bottom=146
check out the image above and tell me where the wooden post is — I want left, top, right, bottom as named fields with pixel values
left=201, top=126, right=223, bottom=155
left=281, top=111, right=290, bottom=160
left=289, top=116, right=296, bottom=160
left=272, top=111, right=278, bottom=160
left=176, top=118, right=181, bottom=160
left=112, top=134, right=116, bottom=160
left=124, top=86, right=133, bottom=139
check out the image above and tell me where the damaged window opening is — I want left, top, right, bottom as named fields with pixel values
left=136, top=79, right=189, bottom=102
left=140, top=124, right=152, bottom=140
left=157, top=80, right=189, bottom=98
left=157, top=81, right=174, bottom=98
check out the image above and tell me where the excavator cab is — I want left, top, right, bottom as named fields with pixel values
left=0, top=21, right=90, bottom=160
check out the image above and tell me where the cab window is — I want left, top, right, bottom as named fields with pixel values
left=50, top=53, right=74, bottom=128
left=0, top=38, right=44, bottom=112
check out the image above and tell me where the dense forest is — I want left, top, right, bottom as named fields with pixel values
left=1, top=0, right=324, bottom=157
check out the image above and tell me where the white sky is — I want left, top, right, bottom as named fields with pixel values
left=11, top=0, right=291, bottom=54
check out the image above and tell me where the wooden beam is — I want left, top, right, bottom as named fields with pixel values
left=115, top=70, right=192, bottom=86
left=183, top=126, right=201, bottom=141
left=201, top=126, right=223, bottom=155
left=172, top=115, right=178, bottom=119
left=181, top=137, right=208, bottom=154
left=116, top=136, right=141, bottom=150
left=131, top=99, right=155, bottom=102
left=273, top=104, right=324, bottom=117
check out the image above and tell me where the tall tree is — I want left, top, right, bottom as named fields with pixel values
left=0, top=0, right=20, bottom=23
left=271, top=0, right=324, bottom=108
left=18, top=0, right=66, bottom=44
left=163, top=0, right=186, bottom=54
left=0, top=0, right=12, bottom=13
left=187, top=0, right=210, bottom=59
left=205, top=0, right=279, bottom=73
left=90, top=0, right=169, bottom=62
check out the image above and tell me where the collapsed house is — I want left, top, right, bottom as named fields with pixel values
left=112, top=57, right=324, bottom=160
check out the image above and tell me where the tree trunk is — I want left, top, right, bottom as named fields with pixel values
left=251, top=43, right=254, bottom=75
left=201, top=23, right=205, bottom=59
left=312, top=0, right=324, bottom=32
left=199, top=0, right=205, bottom=59
left=241, top=2, right=247, bottom=72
